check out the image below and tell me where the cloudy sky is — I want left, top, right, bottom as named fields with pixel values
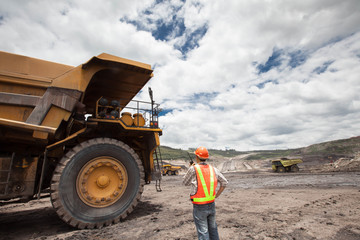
left=1, top=0, right=360, bottom=150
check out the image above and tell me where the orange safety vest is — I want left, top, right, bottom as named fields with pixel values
left=191, top=164, right=218, bottom=204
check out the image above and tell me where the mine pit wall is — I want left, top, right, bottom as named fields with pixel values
left=301, top=154, right=351, bottom=166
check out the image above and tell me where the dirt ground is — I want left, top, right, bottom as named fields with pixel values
left=1, top=160, right=360, bottom=240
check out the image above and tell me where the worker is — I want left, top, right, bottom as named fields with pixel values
left=183, top=146, right=228, bottom=240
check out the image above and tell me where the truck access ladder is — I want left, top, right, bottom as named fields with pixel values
left=0, top=153, right=14, bottom=196
left=153, top=148, right=163, bottom=192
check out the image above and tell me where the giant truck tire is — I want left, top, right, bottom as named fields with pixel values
left=50, top=138, right=144, bottom=229
left=291, top=164, right=299, bottom=172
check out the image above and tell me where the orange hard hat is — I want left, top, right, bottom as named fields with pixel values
left=194, top=146, right=209, bottom=159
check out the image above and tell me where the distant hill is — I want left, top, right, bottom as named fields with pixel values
left=159, top=136, right=360, bottom=163
left=301, top=136, right=360, bottom=155
left=158, top=146, right=250, bottom=161
left=157, top=146, right=193, bottom=160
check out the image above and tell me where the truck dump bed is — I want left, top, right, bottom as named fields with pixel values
left=0, top=51, right=153, bottom=146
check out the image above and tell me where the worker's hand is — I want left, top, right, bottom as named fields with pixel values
left=215, top=186, right=225, bottom=198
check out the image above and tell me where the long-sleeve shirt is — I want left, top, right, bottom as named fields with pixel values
left=183, top=162, right=228, bottom=196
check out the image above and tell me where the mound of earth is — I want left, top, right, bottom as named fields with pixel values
left=321, top=153, right=360, bottom=172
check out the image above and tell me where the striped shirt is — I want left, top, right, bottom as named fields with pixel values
left=183, top=162, right=228, bottom=196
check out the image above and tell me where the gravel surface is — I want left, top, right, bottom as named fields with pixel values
left=1, top=170, right=360, bottom=240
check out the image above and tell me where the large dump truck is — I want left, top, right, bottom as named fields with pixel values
left=161, top=164, right=181, bottom=176
left=271, top=158, right=303, bottom=172
left=0, top=51, right=162, bottom=229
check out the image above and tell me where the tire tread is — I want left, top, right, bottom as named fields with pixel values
left=50, top=138, right=145, bottom=229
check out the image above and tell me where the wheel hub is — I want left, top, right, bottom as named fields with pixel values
left=76, top=156, right=128, bottom=208
left=97, top=175, right=110, bottom=188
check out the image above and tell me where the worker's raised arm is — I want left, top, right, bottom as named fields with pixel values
left=183, top=165, right=195, bottom=186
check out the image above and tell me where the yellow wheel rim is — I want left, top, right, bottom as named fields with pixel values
left=76, top=156, right=128, bottom=208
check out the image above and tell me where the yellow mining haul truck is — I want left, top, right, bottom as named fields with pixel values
left=162, top=164, right=181, bottom=176
left=271, top=158, right=303, bottom=173
left=0, top=51, right=162, bottom=229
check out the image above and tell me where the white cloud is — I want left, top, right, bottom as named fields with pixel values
left=0, top=0, right=177, bottom=65
left=0, top=0, right=359, bottom=150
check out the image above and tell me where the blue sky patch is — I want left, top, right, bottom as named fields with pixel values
left=257, top=48, right=309, bottom=74
left=313, top=60, right=335, bottom=74
left=257, top=48, right=283, bottom=74
left=177, top=25, right=208, bottom=54
left=158, top=108, right=173, bottom=116
left=288, top=50, right=308, bottom=68
left=120, top=0, right=207, bottom=56
left=256, top=80, right=279, bottom=89
left=153, top=16, right=185, bottom=41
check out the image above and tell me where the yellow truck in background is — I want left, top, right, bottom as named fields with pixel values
left=162, top=164, right=181, bottom=176
left=0, top=51, right=162, bottom=229
left=272, top=158, right=303, bottom=172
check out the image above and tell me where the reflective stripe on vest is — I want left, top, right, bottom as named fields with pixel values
left=191, top=164, right=217, bottom=204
